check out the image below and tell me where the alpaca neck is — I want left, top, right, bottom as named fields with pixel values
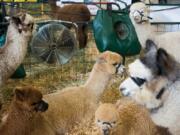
left=0, top=23, right=28, bottom=83
left=9, top=101, right=35, bottom=123
left=84, top=63, right=112, bottom=98
left=0, top=101, right=35, bottom=135
left=6, top=24, right=21, bottom=42
left=130, top=17, right=155, bottom=48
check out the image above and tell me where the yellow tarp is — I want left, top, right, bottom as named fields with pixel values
left=1, top=0, right=37, bottom=2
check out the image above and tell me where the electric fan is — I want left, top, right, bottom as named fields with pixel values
left=31, top=23, right=77, bottom=64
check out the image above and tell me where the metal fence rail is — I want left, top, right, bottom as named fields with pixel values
left=152, top=22, right=180, bottom=33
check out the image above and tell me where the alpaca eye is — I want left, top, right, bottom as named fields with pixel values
left=31, top=101, right=40, bottom=106
left=113, top=63, right=118, bottom=66
left=31, top=103, right=37, bottom=106
left=27, top=23, right=31, bottom=27
left=97, top=119, right=101, bottom=123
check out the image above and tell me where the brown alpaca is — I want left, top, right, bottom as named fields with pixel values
left=48, top=0, right=91, bottom=48
left=95, top=98, right=172, bottom=135
left=0, top=87, right=53, bottom=135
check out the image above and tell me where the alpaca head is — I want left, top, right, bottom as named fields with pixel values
left=95, top=103, right=119, bottom=135
left=119, top=39, right=179, bottom=110
left=11, top=13, right=34, bottom=38
left=119, top=39, right=177, bottom=97
left=96, top=51, right=125, bottom=75
left=14, top=86, right=48, bottom=112
left=130, top=2, right=151, bottom=24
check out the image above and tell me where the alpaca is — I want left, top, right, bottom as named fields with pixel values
left=129, top=2, right=180, bottom=62
left=48, top=0, right=91, bottom=48
left=119, top=40, right=180, bottom=134
left=41, top=51, right=124, bottom=134
left=0, top=13, right=34, bottom=86
left=95, top=98, right=171, bottom=135
left=0, top=86, right=53, bottom=135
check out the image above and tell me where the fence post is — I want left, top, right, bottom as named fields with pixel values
left=41, top=3, right=44, bottom=15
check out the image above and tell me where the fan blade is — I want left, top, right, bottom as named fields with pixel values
left=39, top=49, right=51, bottom=61
left=46, top=50, right=58, bottom=64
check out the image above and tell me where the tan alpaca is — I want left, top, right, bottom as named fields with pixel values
left=41, top=51, right=124, bottom=134
left=0, top=13, right=34, bottom=86
left=0, top=86, right=53, bottom=135
left=95, top=98, right=171, bottom=135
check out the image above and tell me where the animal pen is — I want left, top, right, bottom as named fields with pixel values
left=0, top=0, right=180, bottom=127
left=0, top=0, right=180, bottom=96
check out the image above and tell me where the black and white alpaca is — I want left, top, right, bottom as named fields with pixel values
left=119, top=39, right=180, bottom=135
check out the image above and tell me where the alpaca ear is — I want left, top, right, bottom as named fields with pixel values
left=11, top=16, right=22, bottom=25
left=18, top=12, right=26, bottom=22
left=145, top=39, right=157, bottom=54
left=156, top=48, right=173, bottom=76
left=5, top=16, right=10, bottom=22
left=96, top=51, right=109, bottom=63
left=140, top=39, right=157, bottom=66
left=96, top=57, right=106, bottom=64
left=11, top=12, right=26, bottom=25
left=14, top=87, right=25, bottom=101
left=16, top=12, right=26, bottom=19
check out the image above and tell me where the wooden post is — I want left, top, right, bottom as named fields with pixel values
left=41, top=3, right=44, bottom=15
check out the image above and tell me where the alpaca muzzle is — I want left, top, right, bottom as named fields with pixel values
left=101, top=122, right=113, bottom=135
left=103, top=128, right=110, bottom=135
left=18, top=25, right=23, bottom=33
left=116, top=64, right=125, bottom=75
left=132, top=10, right=152, bottom=24
left=35, top=100, right=49, bottom=112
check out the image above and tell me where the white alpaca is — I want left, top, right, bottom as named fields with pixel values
left=0, top=13, right=34, bottom=86
left=130, top=2, right=180, bottom=62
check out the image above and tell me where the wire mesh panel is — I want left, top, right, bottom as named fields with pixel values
left=23, top=29, right=99, bottom=91
left=149, top=4, right=180, bottom=33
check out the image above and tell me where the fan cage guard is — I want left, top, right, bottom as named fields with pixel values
left=31, top=23, right=77, bottom=65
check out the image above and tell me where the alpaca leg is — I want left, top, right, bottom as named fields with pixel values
left=77, top=24, right=88, bottom=49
